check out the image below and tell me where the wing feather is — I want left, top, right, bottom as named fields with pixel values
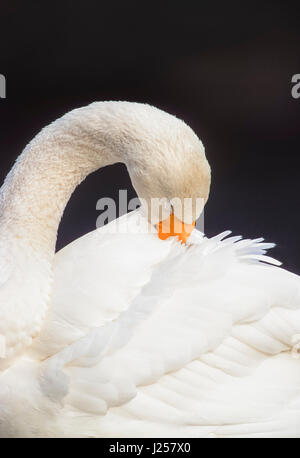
left=39, top=225, right=300, bottom=436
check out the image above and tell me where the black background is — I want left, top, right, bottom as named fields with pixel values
left=0, top=1, right=299, bottom=272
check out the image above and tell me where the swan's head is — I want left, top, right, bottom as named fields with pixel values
left=122, top=103, right=211, bottom=243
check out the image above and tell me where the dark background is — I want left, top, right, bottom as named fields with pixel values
left=0, top=1, right=299, bottom=272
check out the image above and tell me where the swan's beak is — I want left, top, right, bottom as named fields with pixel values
left=157, top=213, right=195, bottom=244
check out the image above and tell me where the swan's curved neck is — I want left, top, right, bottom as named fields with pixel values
left=0, top=101, right=209, bottom=365
left=0, top=102, right=209, bottom=364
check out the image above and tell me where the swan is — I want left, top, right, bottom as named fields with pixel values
left=0, top=101, right=300, bottom=438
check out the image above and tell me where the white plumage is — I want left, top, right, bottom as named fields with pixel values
left=0, top=102, right=299, bottom=437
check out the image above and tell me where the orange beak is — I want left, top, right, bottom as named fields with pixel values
left=157, top=213, right=195, bottom=244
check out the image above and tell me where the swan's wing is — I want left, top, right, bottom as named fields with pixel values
left=30, top=210, right=172, bottom=359
left=40, top=233, right=300, bottom=437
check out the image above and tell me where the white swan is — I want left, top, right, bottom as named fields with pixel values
left=0, top=101, right=300, bottom=438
